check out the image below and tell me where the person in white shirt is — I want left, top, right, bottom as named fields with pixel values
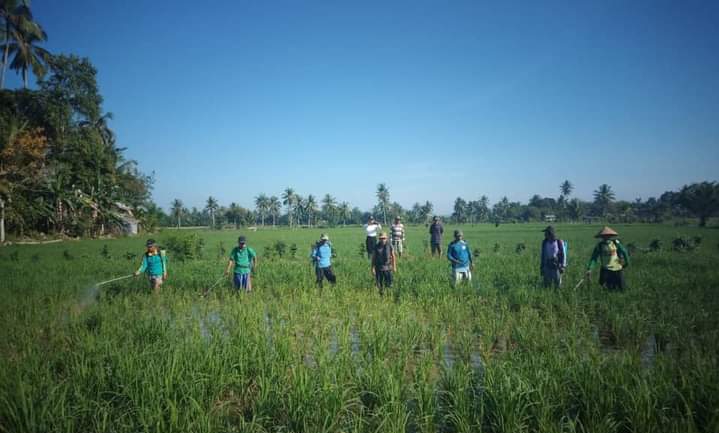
left=390, top=216, right=406, bottom=257
left=363, top=216, right=382, bottom=259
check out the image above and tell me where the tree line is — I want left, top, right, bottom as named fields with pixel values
left=158, top=181, right=719, bottom=229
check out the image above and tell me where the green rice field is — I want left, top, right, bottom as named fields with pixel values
left=1, top=224, right=718, bottom=432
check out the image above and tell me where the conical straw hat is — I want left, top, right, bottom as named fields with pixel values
left=595, top=226, right=618, bottom=238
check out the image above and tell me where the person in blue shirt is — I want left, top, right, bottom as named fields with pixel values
left=447, top=230, right=473, bottom=287
left=310, top=233, right=336, bottom=288
left=133, top=239, right=168, bottom=293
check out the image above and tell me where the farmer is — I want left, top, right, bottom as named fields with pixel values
left=540, top=226, right=565, bottom=288
left=447, top=230, right=473, bottom=287
left=585, top=226, right=630, bottom=291
left=363, top=216, right=382, bottom=259
left=390, top=216, right=406, bottom=257
left=311, top=233, right=336, bottom=288
left=371, top=232, right=396, bottom=294
left=429, top=216, right=444, bottom=257
left=133, top=239, right=168, bottom=293
left=225, top=235, right=257, bottom=292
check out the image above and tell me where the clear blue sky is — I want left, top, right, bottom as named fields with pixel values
left=10, top=0, right=719, bottom=213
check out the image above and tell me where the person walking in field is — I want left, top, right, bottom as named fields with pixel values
left=225, top=235, right=257, bottom=292
left=391, top=216, right=406, bottom=257
left=371, top=232, right=396, bottom=294
left=585, top=226, right=630, bottom=291
left=364, top=216, right=382, bottom=259
left=134, top=239, right=168, bottom=293
left=311, top=233, right=337, bottom=288
left=540, top=226, right=566, bottom=288
left=429, top=216, right=444, bottom=257
left=447, top=230, right=473, bottom=287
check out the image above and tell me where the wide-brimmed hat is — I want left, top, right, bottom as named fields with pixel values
left=379, top=232, right=388, bottom=239
left=320, top=233, right=329, bottom=241
left=595, top=226, right=618, bottom=238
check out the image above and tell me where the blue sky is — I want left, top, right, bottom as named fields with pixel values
left=9, top=0, right=719, bottom=213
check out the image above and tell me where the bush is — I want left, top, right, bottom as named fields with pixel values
left=648, top=239, right=662, bottom=252
left=162, top=233, right=205, bottom=261
left=672, top=236, right=697, bottom=252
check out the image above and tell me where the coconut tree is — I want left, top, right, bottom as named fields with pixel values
left=593, top=184, right=615, bottom=218
left=1, top=0, right=35, bottom=89
left=205, top=196, right=219, bottom=228
left=282, top=187, right=296, bottom=227
left=321, top=193, right=336, bottom=225
left=306, top=194, right=318, bottom=227
left=1, top=11, right=49, bottom=89
left=268, top=195, right=281, bottom=227
left=338, top=201, right=350, bottom=226
left=171, top=199, right=183, bottom=228
left=560, top=180, right=573, bottom=198
left=376, top=183, right=390, bottom=225
left=254, top=193, right=269, bottom=226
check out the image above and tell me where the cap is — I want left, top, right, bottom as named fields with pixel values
left=238, top=235, right=247, bottom=243
left=454, top=230, right=463, bottom=237
left=542, top=226, right=556, bottom=235
left=320, top=233, right=329, bottom=241
left=146, top=239, right=156, bottom=247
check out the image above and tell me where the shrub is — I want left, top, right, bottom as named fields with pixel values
left=162, top=233, right=205, bottom=260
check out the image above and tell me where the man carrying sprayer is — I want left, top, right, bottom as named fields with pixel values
left=429, top=216, right=444, bottom=257
left=134, top=239, right=168, bottom=294
left=585, top=226, right=630, bottom=291
left=447, top=230, right=473, bottom=287
left=371, top=232, right=396, bottom=294
left=390, top=216, right=406, bottom=257
left=540, top=226, right=566, bottom=288
left=225, top=235, right=257, bottom=292
left=311, top=233, right=337, bottom=288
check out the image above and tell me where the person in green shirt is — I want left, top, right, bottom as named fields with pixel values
left=224, top=235, right=257, bottom=292
left=133, top=239, right=168, bottom=294
left=585, top=226, right=630, bottom=291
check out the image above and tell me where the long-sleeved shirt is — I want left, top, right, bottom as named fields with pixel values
left=429, top=223, right=444, bottom=243
left=447, top=240, right=472, bottom=270
left=587, top=239, right=630, bottom=271
left=137, top=251, right=167, bottom=276
left=540, top=239, right=565, bottom=269
left=311, top=242, right=332, bottom=268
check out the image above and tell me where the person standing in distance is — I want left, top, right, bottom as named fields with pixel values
left=390, top=216, right=406, bottom=257
left=429, top=216, right=444, bottom=257
left=363, top=216, right=382, bottom=259
left=447, top=230, right=474, bottom=287
left=225, top=235, right=257, bottom=292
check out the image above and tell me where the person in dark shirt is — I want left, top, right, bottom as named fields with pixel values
left=371, top=232, right=396, bottom=295
left=429, top=216, right=444, bottom=257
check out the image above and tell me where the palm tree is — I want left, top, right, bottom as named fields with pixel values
left=306, top=194, right=318, bottom=227
left=1, top=0, right=34, bottom=89
left=254, top=193, right=269, bottom=226
left=1, top=7, right=48, bottom=89
left=268, top=195, right=281, bottom=227
left=593, top=184, right=615, bottom=218
left=338, top=201, right=350, bottom=226
left=282, top=187, right=296, bottom=227
left=560, top=180, right=573, bottom=198
left=226, top=202, right=241, bottom=228
left=567, top=198, right=583, bottom=221
left=321, top=193, right=336, bottom=225
left=376, top=183, right=390, bottom=225
left=171, top=199, right=183, bottom=228
left=205, top=196, right=219, bottom=228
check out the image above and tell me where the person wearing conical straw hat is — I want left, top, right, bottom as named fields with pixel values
left=585, top=226, right=630, bottom=290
